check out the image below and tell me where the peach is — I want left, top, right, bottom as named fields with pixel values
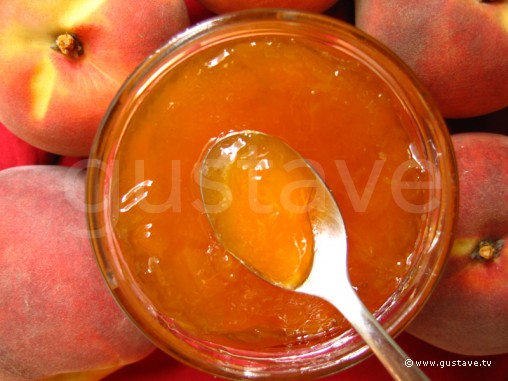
left=196, top=0, right=339, bottom=14
left=0, top=0, right=190, bottom=157
left=0, top=165, right=155, bottom=380
left=407, top=132, right=508, bottom=355
left=355, top=0, right=508, bottom=118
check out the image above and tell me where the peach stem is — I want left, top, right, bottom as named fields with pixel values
left=476, top=240, right=504, bottom=261
left=52, top=33, right=83, bottom=58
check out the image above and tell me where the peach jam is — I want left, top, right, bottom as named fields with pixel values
left=88, top=10, right=457, bottom=380
left=114, top=35, right=426, bottom=347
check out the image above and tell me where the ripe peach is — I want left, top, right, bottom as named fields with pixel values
left=0, top=165, right=155, bottom=380
left=407, top=132, right=508, bottom=355
left=355, top=0, right=508, bottom=118
left=196, top=0, right=339, bottom=14
left=0, top=0, right=190, bottom=157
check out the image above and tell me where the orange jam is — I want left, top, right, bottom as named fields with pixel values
left=111, top=35, right=432, bottom=350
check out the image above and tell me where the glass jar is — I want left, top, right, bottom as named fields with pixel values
left=87, top=9, right=457, bottom=380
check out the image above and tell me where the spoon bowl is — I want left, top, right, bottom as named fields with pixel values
left=200, top=130, right=429, bottom=381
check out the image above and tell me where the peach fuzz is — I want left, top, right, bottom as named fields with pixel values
left=407, top=133, right=508, bottom=355
left=355, top=0, right=508, bottom=118
left=0, top=0, right=190, bottom=157
left=196, top=0, right=339, bottom=14
left=0, top=165, right=155, bottom=381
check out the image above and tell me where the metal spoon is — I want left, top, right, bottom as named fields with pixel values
left=199, top=130, right=429, bottom=381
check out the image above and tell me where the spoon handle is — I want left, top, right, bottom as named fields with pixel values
left=338, top=288, right=429, bottom=381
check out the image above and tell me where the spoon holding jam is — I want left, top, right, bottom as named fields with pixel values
left=200, top=130, right=429, bottom=381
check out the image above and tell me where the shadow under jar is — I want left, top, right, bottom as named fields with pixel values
left=87, top=9, right=458, bottom=381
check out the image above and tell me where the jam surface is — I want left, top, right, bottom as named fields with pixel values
left=111, top=36, right=430, bottom=350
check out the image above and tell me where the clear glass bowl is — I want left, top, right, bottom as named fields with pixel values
left=87, top=9, right=458, bottom=380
